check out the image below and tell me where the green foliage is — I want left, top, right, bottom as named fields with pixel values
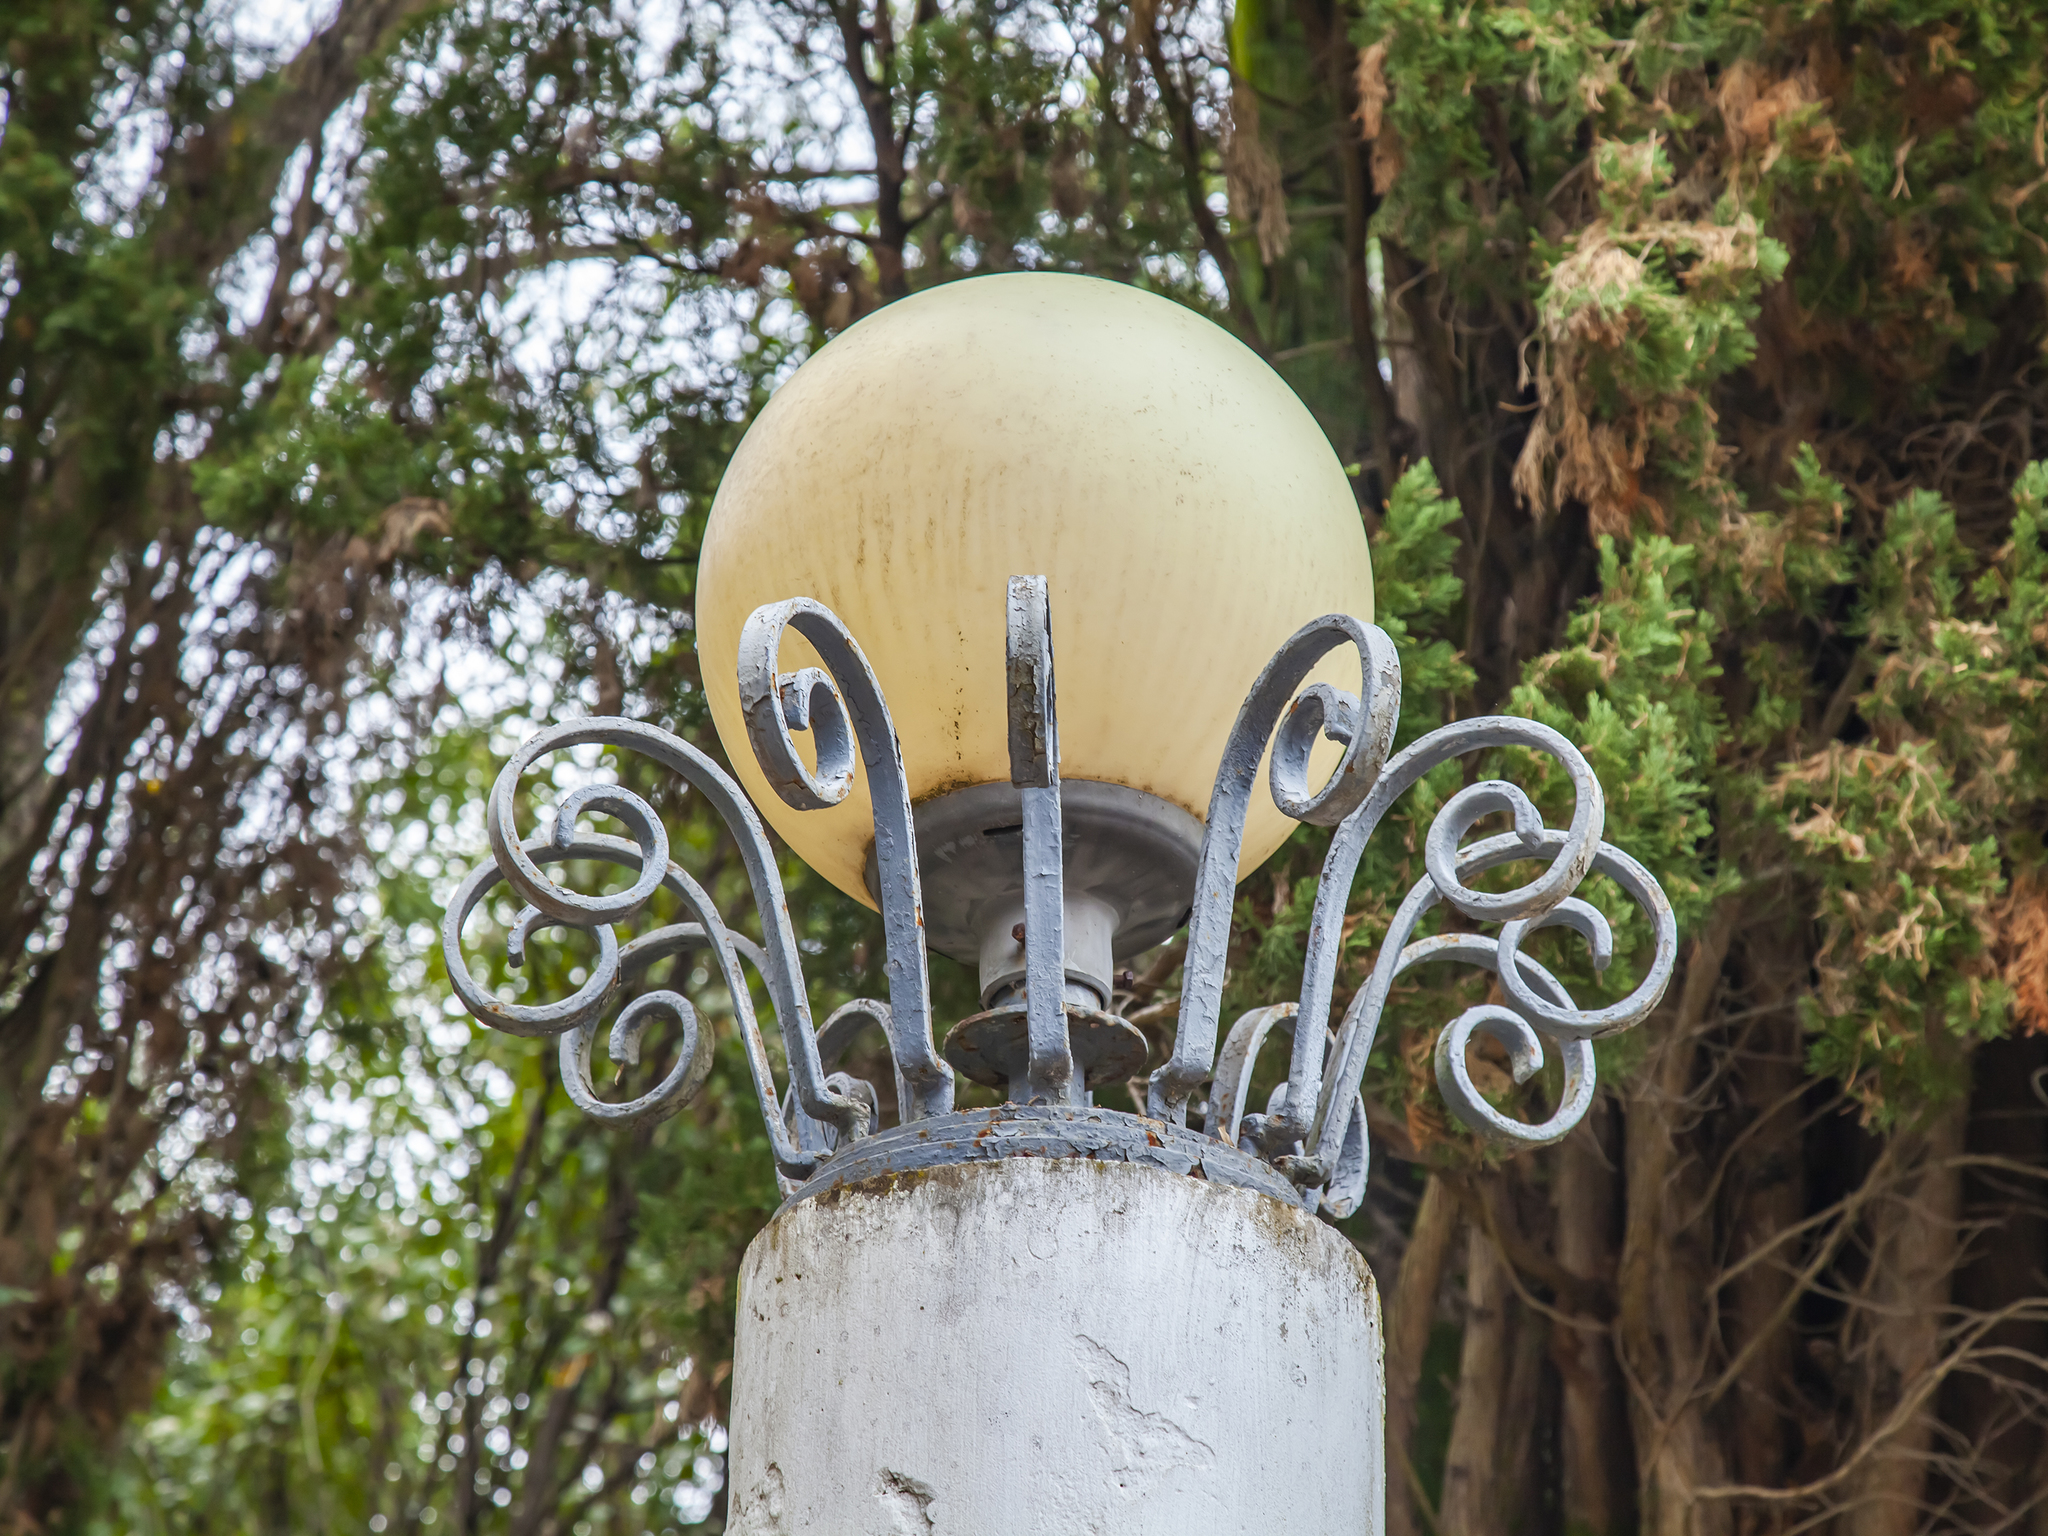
left=1756, top=468, right=2048, bottom=1119
left=15, top=0, right=2048, bottom=1527
left=1372, top=462, right=1476, bottom=743
left=1513, top=537, right=1725, bottom=935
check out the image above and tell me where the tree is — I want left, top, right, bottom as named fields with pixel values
left=5, top=0, right=2047, bottom=1533
left=1, top=0, right=442, bottom=1522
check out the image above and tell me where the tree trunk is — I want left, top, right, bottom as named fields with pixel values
left=1724, top=928, right=1808, bottom=1519
left=1840, top=1092, right=1967, bottom=1536
left=1439, top=1224, right=1511, bottom=1534
left=1499, top=1285, right=1554, bottom=1536
left=1619, top=924, right=1736, bottom=1536
left=1386, top=1175, right=1461, bottom=1536
left=1554, top=1097, right=1635, bottom=1535
left=1943, top=1030, right=2048, bottom=1528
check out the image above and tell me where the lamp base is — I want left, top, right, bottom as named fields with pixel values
left=728, top=1157, right=1384, bottom=1535
left=872, top=780, right=1203, bottom=980
left=941, top=1002, right=1149, bottom=1100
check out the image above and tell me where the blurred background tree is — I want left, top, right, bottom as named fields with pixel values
left=3, top=0, right=2046, bottom=1532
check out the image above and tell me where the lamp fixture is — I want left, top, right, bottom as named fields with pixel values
left=439, top=274, right=1674, bottom=1534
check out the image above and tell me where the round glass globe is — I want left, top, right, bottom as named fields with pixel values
left=696, top=273, right=1375, bottom=920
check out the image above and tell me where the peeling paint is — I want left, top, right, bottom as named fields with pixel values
left=783, top=1102, right=1302, bottom=1210
left=876, top=1469, right=938, bottom=1534
left=727, top=1459, right=786, bottom=1535
left=1076, top=1336, right=1215, bottom=1492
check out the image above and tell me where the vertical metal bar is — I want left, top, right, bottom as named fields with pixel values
left=1006, top=575, right=1075, bottom=1106
left=1019, top=781, right=1069, bottom=1102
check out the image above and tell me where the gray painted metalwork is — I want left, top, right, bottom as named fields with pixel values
left=1005, top=575, right=1074, bottom=1105
left=942, top=1000, right=1147, bottom=1099
left=1150, top=613, right=1402, bottom=1122
left=1210, top=1004, right=1369, bottom=1217
left=441, top=727, right=865, bottom=1182
left=780, top=1102, right=1304, bottom=1207
left=737, top=597, right=955, bottom=1122
left=444, top=576, right=1672, bottom=1222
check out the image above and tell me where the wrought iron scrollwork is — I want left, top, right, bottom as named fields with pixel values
left=443, top=719, right=865, bottom=1180
left=1186, top=689, right=1676, bottom=1214
left=783, top=998, right=895, bottom=1158
left=444, top=582, right=1671, bottom=1221
left=1211, top=1004, right=1368, bottom=1217
left=442, top=598, right=963, bottom=1186
left=738, top=598, right=954, bottom=1120
left=1151, top=614, right=1402, bottom=1121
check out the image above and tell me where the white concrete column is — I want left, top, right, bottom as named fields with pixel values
left=728, top=1157, right=1384, bottom=1535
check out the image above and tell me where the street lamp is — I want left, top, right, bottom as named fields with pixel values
left=443, top=274, right=1674, bottom=1534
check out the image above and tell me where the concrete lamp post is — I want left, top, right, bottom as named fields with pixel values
left=443, top=275, right=1675, bottom=1535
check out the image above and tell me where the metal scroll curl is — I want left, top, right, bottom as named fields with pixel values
left=441, top=717, right=871, bottom=1179
left=1212, top=1004, right=1369, bottom=1215
left=782, top=999, right=895, bottom=1162
left=1166, top=616, right=1676, bottom=1210
left=1150, top=614, right=1402, bottom=1121
left=1283, top=723, right=1674, bottom=1210
left=738, top=598, right=954, bottom=1120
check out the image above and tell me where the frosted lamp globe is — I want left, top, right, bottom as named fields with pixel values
left=695, top=273, right=1374, bottom=971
